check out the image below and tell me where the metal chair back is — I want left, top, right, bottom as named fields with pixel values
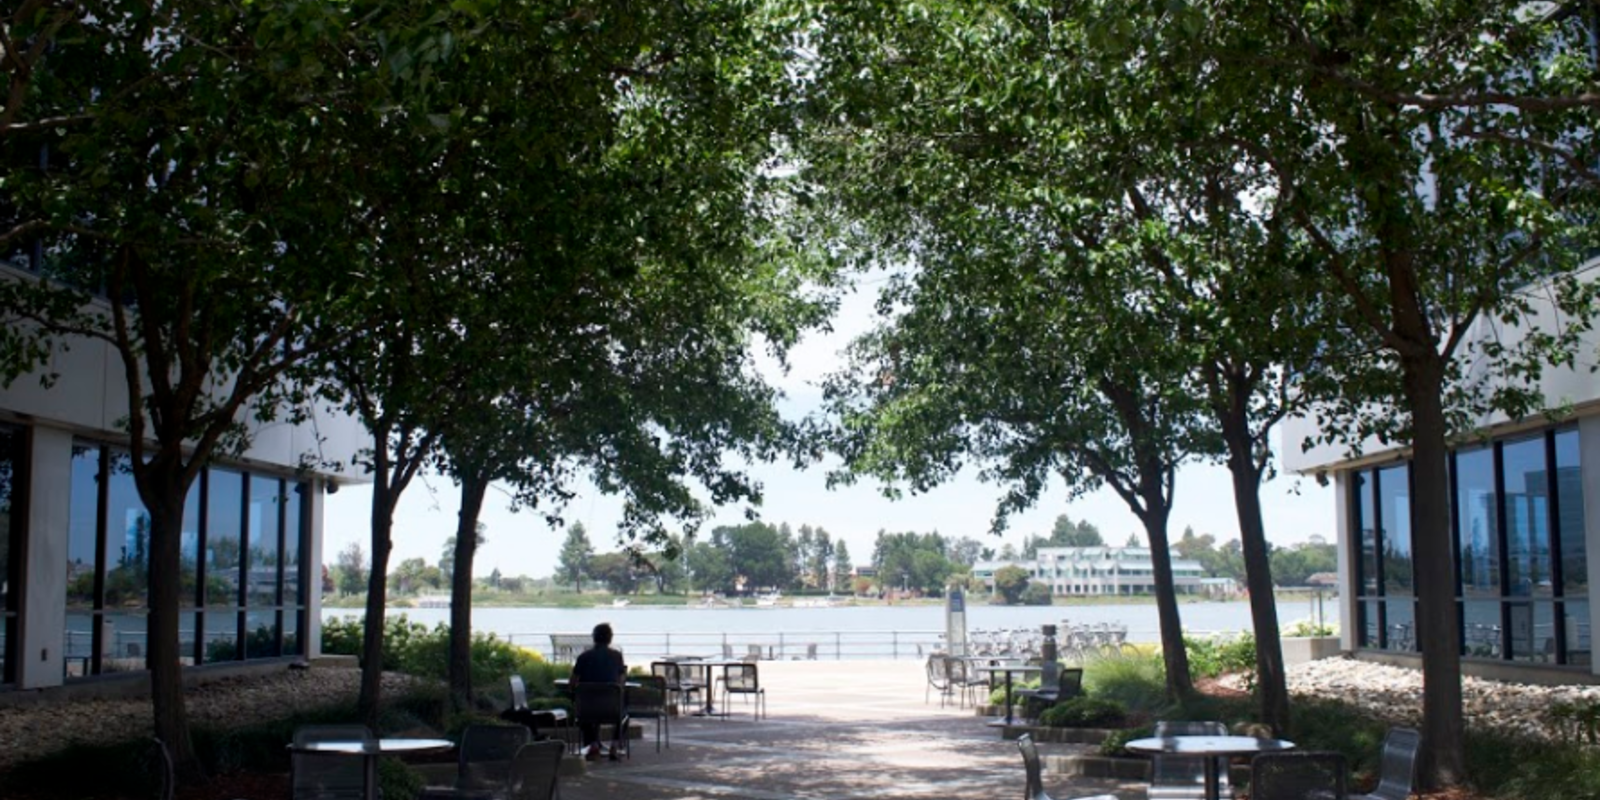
left=1017, top=733, right=1050, bottom=800
left=721, top=662, right=767, bottom=719
left=458, top=724, right=531, bottom=791
left=1249, top=751, right=1348, bottom=800
left=509, top=674, right=530, bottom=710
left=508, top=740, right=565, bottom=800
left=1149, top=721, right=1229, bottom=800
left=1365, top=727, right=1420, bottom=800
left=573, top=682, right=629, bottom=756
left=627, top=674, right=671, bottom=751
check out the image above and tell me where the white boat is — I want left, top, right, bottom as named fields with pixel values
left=415, top=593, right=451, bottom=608
left=595, top=597, right=631, bottom=609
left=791, top=594, right=841, bottom=609
left=754, top=592, right=782, bottom=608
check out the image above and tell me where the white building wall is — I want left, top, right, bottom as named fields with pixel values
left=18, top=427, right=71, bottom=689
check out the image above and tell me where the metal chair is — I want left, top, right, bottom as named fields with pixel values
left=926, top=653, right=953, bottom=706
left=507, top=741, right=565, bottom=800
left=1021, top=664, right=1084, bottom=718
left=501, top=675, right=566, bottom=740
left=651, top=661, right=704, bottom=714
left=572, top=683, right=629, bottom=760
left=1249, top=751, right=1347, bottom=800
left=626, top=674, right=671, bottom=751
left=419, top=724, right=530, bottom=800
left=1016, top=734, right=1117, bottom=800
left=291, top=724, right=374, bottom=800
left=1149, top=720, right=1229, bottom=800
left=719, top=662, right=768, bottom=719
left=1352, top=727, right=1420, bottom=800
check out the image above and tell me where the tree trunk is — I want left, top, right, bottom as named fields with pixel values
left=1402, top=353, right=1465, bottom=787
left=358, top=478, right=397, bottom=727
left=448, top=472, right=489, bottom=710
left=1216, top=393, right=1291, bottom=735
left=1141, top=472, right=1194, bottom=699
left=144, top=473, right=202, bottom=780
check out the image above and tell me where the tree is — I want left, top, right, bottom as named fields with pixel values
left=1112, top=2, right=1600, bottom=780
left=949, top=537, right=985, bottom=569
left=993, top=565, right=1031, bottom=606
left=441, top=523, right=486, bottom=589
left=715, top=522, right=796, bottom=592
left=0, top=2, right=457, bottom=769
left=590, top=552, right=641, bottom=596
left=335, top=542, right=369, bottom=597
left=832, top=541, right=853, bottom=588
left=643, top=547, right=689, bottom=595
left=686, top=539, right=734, bottom=594
left=1049, top=516, right=1104, bottom=548
left=558, top=524, right=595, bottom=593
left=809, top=530, right=835, bottom=590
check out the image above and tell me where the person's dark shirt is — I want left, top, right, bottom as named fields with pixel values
left=571, top=646, right=626, bottom=684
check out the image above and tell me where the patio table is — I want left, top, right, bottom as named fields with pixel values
left=1125, top=735, right=1296, bottom=800
left=972, top=662, right=1040, bottom=727
left=292, top=737, right=453, bottom=800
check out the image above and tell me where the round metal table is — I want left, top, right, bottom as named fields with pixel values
left=1125, top=735, right=1296, bottom=800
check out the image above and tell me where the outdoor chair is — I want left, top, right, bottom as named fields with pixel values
left=1020, top=663, right=1084, bottom=719
left=506, top=741, right=565, bottom=800
left=1351, top=727, right=1419, bottom=800
left=1249, top=751, right=1347, bottom=800
left=291, top=724, right=375, bottom=800
left=572, top=683, right=630, bottom=760
left=419, top=723, right=531, bottom=800
left=926, top=653, right=953, bottom=706
left=502, top=675, right=567, bottom=741
left=1149, top=720, right=1229, bottom=800
left=746, top=644, right=764, bottom=661
left=722, top=643, right=735, bottom=659
left=719, top=662, right=768, bottom=720
left=626, top=674, right=671, bottom=751
left=651, top=661, right=704, bottom=713
left=1016, top=734, right=1118, bottom=800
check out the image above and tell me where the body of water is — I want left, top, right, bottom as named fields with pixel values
left=325, top=596, right=1338, bottom=663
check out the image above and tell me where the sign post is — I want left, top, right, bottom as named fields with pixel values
left=945, top=589, right=968, bottom=656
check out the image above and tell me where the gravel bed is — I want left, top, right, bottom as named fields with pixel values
left=1228, top=656, right=1600, bottom=742
left=0, top=668, right=420, bottom=771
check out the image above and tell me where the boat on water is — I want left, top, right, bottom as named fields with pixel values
left=415, top=593, right=451, bottom=609
left=754, top=591, right=782, bottom=608
left=595, top=597, right=631, bottom=609
left=791, top=594, right=842, bottom=609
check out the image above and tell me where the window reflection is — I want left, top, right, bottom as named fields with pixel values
left=1455, top=448, right=1498, bottom=597
left=1378, top=465, right=1413, bottom=596
left=66, top=446, right=100, bottom=611
left=1502, top=438, right=1551, bottom=598
left=206, top=469, right=242, bottom=609
left=1555, top=431, right=1585, bottom=597
left=103, top=452, right=150, bottom=610
left=248, top=476, right=281, bottom=609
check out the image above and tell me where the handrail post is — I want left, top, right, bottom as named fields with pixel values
left=835, top=632, right=842, bottom=660
left=779, top=632, right=785, bottom=660
left=893, top=631, right=899, bottom=660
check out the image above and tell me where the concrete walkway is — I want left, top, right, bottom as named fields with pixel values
left=560, top=660, right=1147, bottom=800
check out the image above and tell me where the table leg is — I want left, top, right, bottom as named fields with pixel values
left=364, top=752, right=379, bottom=800
left=1003, top=672, right=1015, bottom=726
left=1203, top=757, right=1219, bottom=800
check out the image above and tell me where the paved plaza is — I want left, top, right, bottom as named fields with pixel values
left=558, top=659, right=1145, bottom=800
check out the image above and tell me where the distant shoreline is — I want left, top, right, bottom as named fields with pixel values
left=322, top=588, right=1330, bottom=611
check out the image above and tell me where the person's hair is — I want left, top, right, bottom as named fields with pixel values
left=592, top=622, right=614, bottom=647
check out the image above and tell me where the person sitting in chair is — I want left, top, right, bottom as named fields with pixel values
left=571, top=622, right=627, bottom=761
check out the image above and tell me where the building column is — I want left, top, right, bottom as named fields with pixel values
left=1334, top=471, right=1356, bottom=653
left=18, top=426, right=70, bottom=689
left=1580, top=416, right=1600, bottom=677
left=304, top=479, right=327, bottom=659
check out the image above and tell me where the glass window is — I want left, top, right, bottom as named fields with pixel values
left=1355, top=472, right=1376, bottom=596
left=180, top=487, right=200, bottom=609
left=206, top=469, right=243, bottom=609
left=66, top=446, right=100, bottom=611
left=0, top=425, right=20, bottom=684
left=284, top=484, right=303, bottom=607
left=1361, top=600, right=1380, bottom=648
left=1462, top=600, right=1502, bottom=658
left=1385, top=599, right=1416, bottom=651
left=1554, top=430, right=1585, bottom=597
left=1455, top=447, right=1499, bottom=597
left=284, top=608, right=301, bottom=657
left=1508, top=601, right=1557, bottom=663
left=1503, top=437, right=1552, bottom=597
left=247, top=476, right=281, bottom=608
left=245, top=610, right=279, bottom=659
left=102, top=452, right=149, bottom=611
left=203, top=610, right=239, bottom=664
left=1565, top=602, right=1591, bottom=666
left=1378, top=465, right=1413, bottom=596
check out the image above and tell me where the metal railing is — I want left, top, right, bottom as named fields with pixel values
left=505, top=629, right=949, bottom=664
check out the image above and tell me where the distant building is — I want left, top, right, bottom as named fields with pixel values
left=972, top=546, right=1204, bottom=596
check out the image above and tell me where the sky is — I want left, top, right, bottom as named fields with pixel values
left=321, top=280, right=1334, bottom=578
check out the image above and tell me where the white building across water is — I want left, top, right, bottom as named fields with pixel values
left=974, top=546, right=1204, bottom=597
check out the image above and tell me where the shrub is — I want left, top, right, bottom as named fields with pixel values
left=320, top=614, right=558, bottom=704
left=1282, top=618, right=1337, bottom=638
left=1099, top=723, right=1153, bottom=756
left=1021, top=583, right=1054, bottom=606
left=1040, top=697, right=1127, bottom=728
left=1183, top=632, right=1256, bottom=680
left=1082, top=647, right=1166, bottom=713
